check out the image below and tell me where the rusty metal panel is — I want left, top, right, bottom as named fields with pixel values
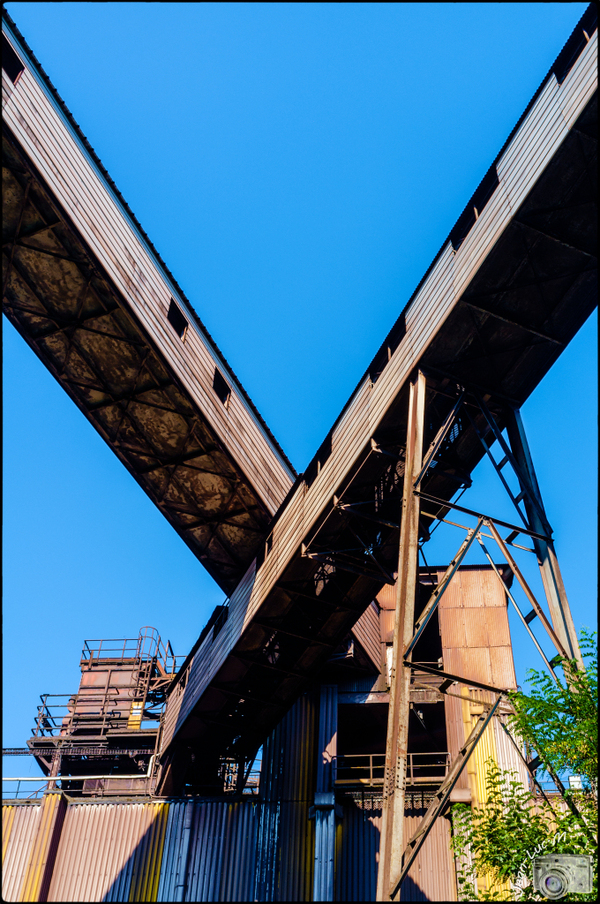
left=484, top=607, right=513, bottom=648
left=489, top=645, right=517, bottom=689
left=480, top=568, right=508, bottom=608
left=336, top=796, right=456, bottom=901
left=436, top=569, right=464, bottom=608
left=402, top=807, right=456, bottom=901
left=443, top=694, right=471, bottom=794
left=376, top=584, right=396, bottom=610
left=352, top=602, right=382, bottom=669
left=47, top=800, right=167, bottom=902
left=462, top=608, right=490, bottom=648
left=1, top=802, right=41, bottom=902
left=379, top=609, right=396, bottom=644
left=443, top=647, right=493, bottom=686
left=455, top=569, right=487, bottom=609
left=438, top=607, right=467, bottom=649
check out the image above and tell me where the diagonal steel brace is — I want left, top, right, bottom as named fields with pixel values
left=389, top=694, right=503, bottom=899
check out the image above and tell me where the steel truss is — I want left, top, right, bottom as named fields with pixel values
left=376, top=370, right=584, bottom=901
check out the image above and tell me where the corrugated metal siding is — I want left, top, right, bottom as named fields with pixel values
left=1, top=802, right=41, bottom=902
left=156, top=801, right=192, bottom=901
left=260, top=693, right=316, bottom=901
left=47, top=801, right=168, bottom=902
left=351, top=602, right=382, bottom=669
left=402, top=808, right=456, bottom=902
left=20, top=792, right=67, bottom=903
left=188, top=800, right=258, bottom=902
left=493, top=712, right=530, bottom=790
left=335, top=797, right=456, bottom=901
left=336, top=797, right=380, bottom=901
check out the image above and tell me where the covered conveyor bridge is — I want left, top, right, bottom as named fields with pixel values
left=2, top=16, right=296, bottom=596
left=2, top=9, right=597, bottom=794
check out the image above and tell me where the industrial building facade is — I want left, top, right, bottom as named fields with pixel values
left=3, top=4, right=596, bottom=901
left=3, top=565, right=528, bottom=901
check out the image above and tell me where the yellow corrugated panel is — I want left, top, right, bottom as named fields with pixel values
left=129, top=802, right=169, bottom=903
left=2, top=804, right=42, bottom=903
left=461, top=690, right=510, bottom=897
left=19, top=793, right=63, bottom=902
left=2, top=806, right=16, bottom=864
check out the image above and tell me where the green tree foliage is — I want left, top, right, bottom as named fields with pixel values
left=507, top=629, right=598, bottom=792
left=450, top=631, right=598, bottom=901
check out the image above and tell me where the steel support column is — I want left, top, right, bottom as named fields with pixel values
left=505, top=408, right=582, bottom=667
left=376, top=371, right=426, bottom=901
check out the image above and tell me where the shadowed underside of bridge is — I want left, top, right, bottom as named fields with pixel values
left=2, top=10, right=597, bottom=794
left=2, top=129, right=293, bottom=596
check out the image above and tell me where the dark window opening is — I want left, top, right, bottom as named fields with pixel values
left=2, top=35, right=25, bottom=84
left=213, top=367, right=231, bottom=407
left=212, top=606, right=229, bottom=640
left=167, top=298, right=188, bottom=339
left=197, top=604, right=229, bottom=647
left=449, top=164, right=500, bottom=251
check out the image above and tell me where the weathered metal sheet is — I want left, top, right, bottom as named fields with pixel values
left=336, top=796, right=456, bottom=901
left=443, top=647, right=493, bottom=685
left=183, top=800, right=258, bottom=902
left=493, top=713, right=530, bottom=790
left=336, top=796, right=380, bottom=901
left=489, top=644, right=517, bottom=689
left=1, top=802, right=41, bottom=902
left=259, top=693, right=316, bottom=901
left=47, top=800, right=168, bottom=902
left=351, top=602, right=382, bottom=670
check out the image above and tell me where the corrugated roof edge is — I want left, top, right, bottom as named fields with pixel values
left=1, top=9, right=297, bottom=479
left=312, top=2, right=597, bottom=454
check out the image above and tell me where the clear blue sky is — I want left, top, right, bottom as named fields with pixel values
left=3, top=3, right=596, bottom=769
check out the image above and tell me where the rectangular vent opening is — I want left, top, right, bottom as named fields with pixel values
left=167, top=298, right=188, bottom=339
left=449, top=164, right=499, bottom=252
left=212, top=606, right=229, bottom=641
left=2, top=35, right=25, bottom=84
left=213, top=367, right=231, bottom=407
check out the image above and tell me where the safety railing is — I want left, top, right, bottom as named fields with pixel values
left=335, top=751, right=450, bottom=786
left=31, top=693, right=161, bottom=738
left=3, top=755, right=156, bottom=799
left=80, top=627, right=184, bottom=676
left=2, top=780, right=48, bottom=801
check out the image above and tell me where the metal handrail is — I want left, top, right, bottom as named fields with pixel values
left=335, top=752, right=450, bottom=785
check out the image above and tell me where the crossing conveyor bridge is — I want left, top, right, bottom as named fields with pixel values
left=2, top=7, right=597, bottom=794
